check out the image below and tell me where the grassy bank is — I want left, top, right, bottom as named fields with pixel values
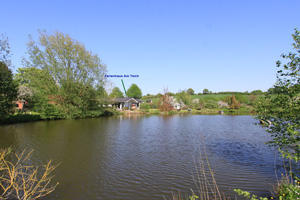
left=115, top=108, right=255, bottom=116
left=1, top=113, right=42, bottom=125
left=1, top=106, right=254, bottom=125
left=0, top=109, right=115, bottom=125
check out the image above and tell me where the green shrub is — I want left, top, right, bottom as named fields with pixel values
left=140, top=103, right=151, bottom=111
left=235, top=94, right=249, bottom=104
left=204, top=100, right=219, bottom=109
left=40, top=103, right=64, bottom=120
left=277, top=183, right=300, bottom=199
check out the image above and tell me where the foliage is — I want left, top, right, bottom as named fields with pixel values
left=204, top=100, right=219, bottom=109
left=191, top=98, right=203, bottom=109
left=126, top=84, right=142, bottom=99
left=156, top=93, right=162, bottom=98
left=158, top=89, right=173, bottom=112
left=249, top=94, right=258, bottom=105
left=217, top=91, right=249, bottom=95
left=0, top=149, right=59, bottom=200
left=256, top=28, right=300, bottom=162
left=0, top=61, right=18, bottom=122
left=229, top=95, right=241, bottom=109
left=40, top=103, right=64, bottom=120
left=203, top=89, right=209, bottom=95
left=95, top=85, right=108, bottom=98
left=251, top=90, right=264, bottom=95
left=19, top=30, right=107, bottom=119
left=267, top=87, right=276, bottom=94
left=17, top=85, right=37, bottom=113
left=140, top=103, right=151, bottom=111
left=109, top=87, right=124, bottom=98
left=233, top=189, right=268, bottom=200
left=276, top=181, right=300, bottom=199
left=187, top=88, right=195, bottom=95
left=189, top=194, right=199, bottom=200
left=176, top=90, right=191, bottom=106
left=148, top=109, right=160, bottom=114
left=235, top=94, right=249, bottom=104
left=0, top=113, right=41, bottom=125
left=224, top=95, right=241, bottom=109
left=167, top=92, right=176, bottom=96
left=0, top=34, right=13, bottom=68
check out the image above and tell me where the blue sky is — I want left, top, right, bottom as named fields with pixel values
left=1, top=0, right=299, bottom=95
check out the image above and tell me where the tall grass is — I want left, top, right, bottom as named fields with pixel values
left=167, top=138, right=226, bottom=200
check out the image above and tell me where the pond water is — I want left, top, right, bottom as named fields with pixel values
left=0, top=115, right=280, bottom=199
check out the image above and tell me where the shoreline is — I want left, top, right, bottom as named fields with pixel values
left=0, top=108, right=255, bottom=126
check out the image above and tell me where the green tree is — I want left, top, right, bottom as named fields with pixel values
left=109, top=87, right=124, bottom=98
left=0, top=61, right=18, bottom=121
left=95, top=85, right=108, bottom=98
left=176, top=90, right=191, bottom=106
left=126, top=84, right=142, bottom=99
left=250, top=90, right=263, bottom=95
left=204, top=100, right=219, bottom=109
left=203, top=88, right=209, bottom=95
left=187, top=88, right=195, bottom=95
left=256, top=28, right=300, bottom=161
left=0, top=34, right=13, bottom=68
left=21, top=30, right=107, bottom=119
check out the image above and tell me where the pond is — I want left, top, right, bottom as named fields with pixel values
left=0, top=115, right=280, bottom=199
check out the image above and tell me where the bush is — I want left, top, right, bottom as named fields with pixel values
left=235, top=94, right=249, bottom=104
left=0, top=61, right=18, bottom=122
left=140, top=103, right=151, bottom=111
left=204, top=100, right=219, bottom=109
left=40, top=103, right=64, bottom=120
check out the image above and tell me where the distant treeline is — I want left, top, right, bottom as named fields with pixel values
left=215, top=90, right=265, bottom=95
left=144, top=89, right=268, bottom=98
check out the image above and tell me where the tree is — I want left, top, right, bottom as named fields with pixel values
left=0, top=61, right=18, bottom=121
left=126, top=84, right=142, bottom=99
left=158, top=88, right=173, bottom=111
left=256, top=28, right=300, bottom=161
left=250, top=90, right=263, bottom=95
left=229, top=95, right=241, bottom=109
left=0, top=34, right=13, bottom=68
left=187, top=88, right=195, bottom=95
left=176, top=90, right=191, bottom=106
left=203, top=88, right=209, bottom=95
left=95, top=85, right=108, bottom=98
left=224, top=95, right=241, bottom=109
left=21, top=30, right=107, bottom=119
left=17, top=85, right=36, bottom=113
left=109, top=87, right=124, bottom=98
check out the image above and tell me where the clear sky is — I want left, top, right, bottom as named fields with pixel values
left=1, top=0, right=299, bottom=95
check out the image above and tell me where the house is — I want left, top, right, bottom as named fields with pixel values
left=15, top=100, right=26, bottom=110
left=112, top=97, right=144, bottom=110
left=146, top=100, right=152, bottom=104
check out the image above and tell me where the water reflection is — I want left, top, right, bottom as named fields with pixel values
left=0, top=115, right=279, bottom=199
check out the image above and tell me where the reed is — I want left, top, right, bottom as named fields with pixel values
left=167, top=138, right=226, bottom=200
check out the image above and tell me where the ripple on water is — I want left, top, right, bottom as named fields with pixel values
left=0, top=115, right=280, bottom=199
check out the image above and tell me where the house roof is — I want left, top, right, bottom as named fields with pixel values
left=135, top=98, right=144, bottom=103
left=113, top=97, right=144, bottom=103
